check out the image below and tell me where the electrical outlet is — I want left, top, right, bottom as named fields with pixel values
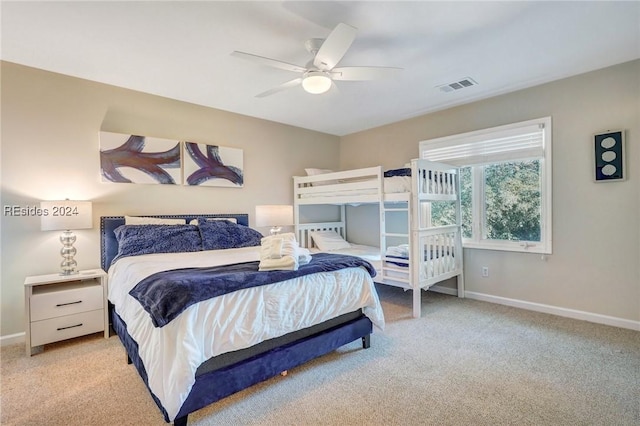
left=482, top=266, right=489, bottom=277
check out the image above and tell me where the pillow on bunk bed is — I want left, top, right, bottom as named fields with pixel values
left=310, top=230, right=351, bottom=251
left=305, top=168, right=333, bottom=175
left=197, top=218, right=263, bottom=251
left=305, top=168, right=340, bottom=186
left=112, top=224, right=202, bottom=265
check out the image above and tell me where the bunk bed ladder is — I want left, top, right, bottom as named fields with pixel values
left=379, top=194, right=412, bottom=290
left=454, top=168, right=465, bottom=299
left=410, top=159, right=423, bottom=317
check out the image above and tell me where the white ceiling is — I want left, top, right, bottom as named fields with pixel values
left=2, top=1, right=639, bottom=136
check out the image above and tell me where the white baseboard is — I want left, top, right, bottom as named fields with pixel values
left=1, top=332, right=25, bottom=347
left=465, top=291, right=640, bottom=331
left=428, top=285, right=458, bottom=296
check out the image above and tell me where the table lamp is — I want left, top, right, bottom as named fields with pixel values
left=41, top=200, right=93, bottom=275
left=255, top=205, right=294, bottom=235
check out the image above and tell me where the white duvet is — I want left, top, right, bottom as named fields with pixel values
left=108, top=247, right=385, bottom=421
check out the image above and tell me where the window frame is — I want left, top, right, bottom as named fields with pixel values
left=420, top=117, right=552, bottom=254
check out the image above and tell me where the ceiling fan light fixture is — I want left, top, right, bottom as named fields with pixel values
left=302, top=71, right=332, bottom=94
left=232, top=22, right=400, bottom=98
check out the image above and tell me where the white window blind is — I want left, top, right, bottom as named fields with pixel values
left=420, top=118, right=549, bottom=166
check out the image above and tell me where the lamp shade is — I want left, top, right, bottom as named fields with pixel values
left=41, top=200, right=93, bottom=231
left=255, top=205, right=294, bottom=227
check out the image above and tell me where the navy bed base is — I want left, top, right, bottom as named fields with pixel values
left=101, top=215, right=373, bottom=425
left=112, top=308, right=372, bottom=425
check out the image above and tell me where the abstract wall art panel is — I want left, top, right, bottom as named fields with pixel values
left=593, top=130, right=625, bottom=182
left=100, top=132, right=181, bottom=184
left=183, top=142, right=244, bottom=187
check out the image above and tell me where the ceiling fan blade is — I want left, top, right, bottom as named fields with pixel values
left=255, top=78, right=303, bottom=98
left=331, top=66, right=403, bottom=81
left=313, top=23, right=357, bottom=71
left=231, top=51, right=307, bottom=73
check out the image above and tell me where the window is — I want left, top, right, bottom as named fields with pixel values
left=420, top=117, right=552, bottom=254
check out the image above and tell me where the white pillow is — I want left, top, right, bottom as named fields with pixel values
left=124, top=216, right=186, bottom=225
left=188, top=217, right=238, bottom=225
left=310, top=230, right=351, bottom=251
left=305, top=168, right=339, bottom=186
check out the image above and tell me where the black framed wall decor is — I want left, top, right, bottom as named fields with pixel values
left=594, top=130, right=625, bottom=182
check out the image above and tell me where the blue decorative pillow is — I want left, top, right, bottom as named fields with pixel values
left=112, top=224, right=202, bottom=264
left=198, top=218, right=263, bottom=251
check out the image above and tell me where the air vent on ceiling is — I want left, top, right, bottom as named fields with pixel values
left=437, top=77, right=478, bottom=93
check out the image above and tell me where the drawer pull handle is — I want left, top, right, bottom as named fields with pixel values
left=56, top=300, right=82, bottom=307
left=57, top=323, right=83, bottom=331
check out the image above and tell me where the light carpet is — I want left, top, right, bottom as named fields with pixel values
left=1, top=287, right=639, bottom=425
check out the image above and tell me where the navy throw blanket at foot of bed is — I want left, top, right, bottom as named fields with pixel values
left=129, top=253, right=376, bottom=327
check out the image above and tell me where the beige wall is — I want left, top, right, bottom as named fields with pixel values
left=2, top=60, right=638, bottom=338
left=341, top=60, right=640, bottom=325
left=0, top=62, right=340, bottom=337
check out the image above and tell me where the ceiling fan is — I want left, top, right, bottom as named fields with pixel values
left=231, top=23, right=402, bottom=97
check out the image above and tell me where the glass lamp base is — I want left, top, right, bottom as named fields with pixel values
left=269, top=226, right=282, bottom=236
left=59, top=230, right=78, bottom=275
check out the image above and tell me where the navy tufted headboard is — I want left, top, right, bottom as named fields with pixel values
left=100, top=214, right=249, bottom=271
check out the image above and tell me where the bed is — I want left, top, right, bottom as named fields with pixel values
left=294, top=159, right=464, bottom=318
left=101, top=214, right=384, bottom=425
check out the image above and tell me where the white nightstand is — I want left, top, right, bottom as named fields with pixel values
left=24, top=269, right=108, bottom=356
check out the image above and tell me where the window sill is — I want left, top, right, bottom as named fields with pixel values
left=463, top=240, right=551, bottom=254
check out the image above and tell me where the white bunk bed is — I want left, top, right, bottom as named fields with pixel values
left=294, top=159, right=464, bottom=318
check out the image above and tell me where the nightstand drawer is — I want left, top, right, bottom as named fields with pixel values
left=31, top=309, right=104, bottom=346
left=30, top=282, right=103, bottom=321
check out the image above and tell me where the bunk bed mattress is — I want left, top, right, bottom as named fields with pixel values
left=108, top=247, right=385, bottom=421
left=310, top=244, right=382, bottom=270
left=299, top=168, right=412, bottom=200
